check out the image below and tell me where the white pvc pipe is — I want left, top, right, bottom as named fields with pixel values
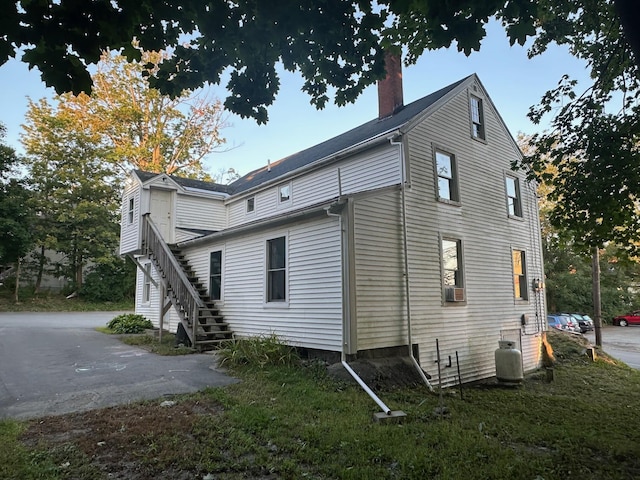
left=392, top=137, right=434, bottom=392
left=341, top=360, right=392, bottom=415
left=327, top=204, right=393, bottom=416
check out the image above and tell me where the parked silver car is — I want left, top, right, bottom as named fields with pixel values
left=569, top=313, right=594, bottom=332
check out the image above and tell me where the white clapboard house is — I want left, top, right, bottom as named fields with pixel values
left=119, top=58, right=547, bottom=387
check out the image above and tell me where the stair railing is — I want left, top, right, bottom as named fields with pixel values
left=141, top=214, right=204, bottom=343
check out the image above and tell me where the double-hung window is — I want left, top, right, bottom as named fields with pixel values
left=267, top=236, right=286, bottom=302
left=505, top=176, right=522, bottom=218
left=246, top=197, right=255, bottom=214
left=470, top=95, right=485, bottom=140
left=512, top=250, right=528, bottom=300
left=142, top=263, right=152, bottom=303
left=435, top=150, right=459, bottom=203
left=209, top=251, right=222, bottom=301
left=442, top=238, right=465, bottom=302
left=128, top=197, right=135, bottom=224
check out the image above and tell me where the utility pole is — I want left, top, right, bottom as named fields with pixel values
left=592, top=246, right=602, bottom=347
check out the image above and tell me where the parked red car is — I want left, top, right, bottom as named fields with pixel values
left=612, top=310, right=640, bottom=327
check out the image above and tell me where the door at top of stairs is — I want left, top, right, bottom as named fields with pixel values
left=150, top=188, right=174, bottom=243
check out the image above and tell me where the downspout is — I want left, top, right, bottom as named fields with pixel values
left=326, top=200, right=393, bottom=415
left=391, top=137, right=434, bottom=392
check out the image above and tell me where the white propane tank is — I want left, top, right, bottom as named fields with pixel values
left=495, top=340, right=523, bottom=383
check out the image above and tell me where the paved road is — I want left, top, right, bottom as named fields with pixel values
left=0, top=312, right=237, bottom=419
left=584, top=325, right=640, bottom=369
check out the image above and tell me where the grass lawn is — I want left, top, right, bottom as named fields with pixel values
left=2, top=330, right=640, bottom=479
left=0, top=288, right=134, bottom=312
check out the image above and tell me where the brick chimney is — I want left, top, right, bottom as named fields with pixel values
left=378, top=51, right=403, bottom=119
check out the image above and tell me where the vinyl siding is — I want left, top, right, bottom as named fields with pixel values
left=134, top=260, right=183, bottom=332
left=401, top=82, right=545, bottom=386
left=226, top=145, right=401, bottom=228
left=119, top=181, right=142, bottom=255
left=175, top=195, right=226, bottom=232
left=180, top=216, right=343, bottom=350
left=353, top=189, right=407, bottom=350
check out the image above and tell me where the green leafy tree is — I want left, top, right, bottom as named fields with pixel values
left=21, top=105, right=120, bottom=290
left=41, top=49, right=228, bottom=178
left=0, top=123, right=34, bottom=302
left=4, top=1, right=638, bottom=123
left=544, top=238, right=639, bottom=321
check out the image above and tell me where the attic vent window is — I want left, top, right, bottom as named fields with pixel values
left=247, top=196, right=255, bottom=213
left=470, top=95, right=485, bottom=141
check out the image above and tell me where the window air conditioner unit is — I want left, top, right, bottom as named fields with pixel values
left=445, top=287, right=465, bottom=302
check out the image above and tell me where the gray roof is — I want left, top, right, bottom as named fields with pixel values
left=135, top=170, right=230, bottom=194
left=136, top=75, right=470, bottom=197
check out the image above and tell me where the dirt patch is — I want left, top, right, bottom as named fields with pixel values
left=326, top=356, right=429, bottom=391
left=20, top=398, right=224, bottom=480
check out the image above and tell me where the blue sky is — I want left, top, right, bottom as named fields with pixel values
left=0, top=20, right=589, bottom=178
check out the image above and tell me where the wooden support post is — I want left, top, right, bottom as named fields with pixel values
left=158, top=283, right=165, bottom=343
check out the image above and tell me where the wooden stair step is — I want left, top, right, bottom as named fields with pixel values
left=196, top=338, right=233, bottom=345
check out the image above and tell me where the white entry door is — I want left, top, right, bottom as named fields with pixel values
left=149, top=189, right=174, bottom=243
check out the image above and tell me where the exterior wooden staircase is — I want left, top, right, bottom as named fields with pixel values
left=139, top=214, right=233, bottom=351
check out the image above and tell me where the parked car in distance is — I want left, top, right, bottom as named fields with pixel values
left=568, top=313, right=593, bottom=333
left=612, top=310, right=640, bottom=327
left=581, top=314, right=595, bottom=330
left=560, top=313, right=582, bottom=333
left=547, top=314, right=579, bottom=333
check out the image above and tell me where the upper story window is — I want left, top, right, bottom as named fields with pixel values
left=246, top=196, right=255, bottom=213
left=128, top=197, right=134, bottom=224
left=267, top=236, right=287, bottom=302
left=470, top=95, right=485, bottom=141
left=442, top=237, right=465, bottom=303
left=279, top=183, right=291, bottom=203
left=512, top=249, right=528, bottom=300
left=505, top=176, right=522, bottom=218
left=435, top=149, right=459, bottom=203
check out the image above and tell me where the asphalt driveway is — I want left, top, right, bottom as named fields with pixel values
left=585, top=324, right=640, bottom=369
left=0, top=311, right=237, bottom=419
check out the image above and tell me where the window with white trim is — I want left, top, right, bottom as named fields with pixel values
left=246, top=197, right=255, bottom=213
left=279, top=183, right=291, bottom=203
left=435, top=150, right=459, bottom=202
left=470, top=95, right=485, bottom=140
left=142, top=263, right=152, bottom=303
left=128, top=197, right=134, bottom=224
left=267, top=236, right=286, bottom=302
left=209, top=250, right=222, bottom=301
left=505, top=176, right=522, bottom=217
left=512, top=249, right=528, bottom=300
left=442, top=238, right=465, bottom=302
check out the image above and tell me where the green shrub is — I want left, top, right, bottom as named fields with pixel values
left=219, top=333, right=298, bottom=368
left=107, top=313, right=153, bottom=334
left=80, top=257, right=136, bottom=302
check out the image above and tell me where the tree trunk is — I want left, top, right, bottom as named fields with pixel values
left=76, top=256, right=83, bottom=290
left=592, top=246, right=603, bottom=347
left=614, top=0, right=640, bottom=69
left=34, top=244, right=46, bottom=294
left=13, top=258, right=21, bottom=303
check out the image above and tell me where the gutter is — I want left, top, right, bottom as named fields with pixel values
left=390, top=137, right=434, bottom=392
left=326, top=201, right=397, bottom=417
